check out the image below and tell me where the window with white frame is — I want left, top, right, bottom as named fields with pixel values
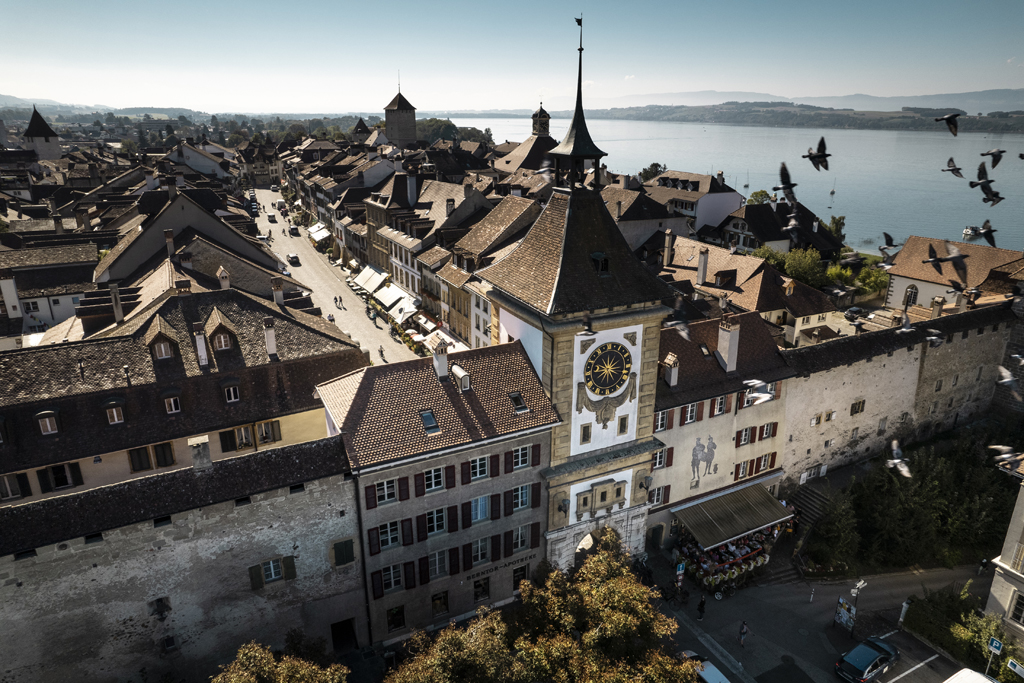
left=512, top=446, right=530, bottom=469
left=262, top=558, right=283, bottom=583
left=512, top=484, right=530, bottom=511
left=652, top=449, right=667, bottom=469
left=376, top=479, right=397, bottom=504
left=424, top=467, right=443, bottom=492
left=382, top=563, right=402, bottom=591
left=738, top=461, right=749, bottom=478
left=471, top=538, right=489, bottom=564
left=379, top=521, right=400, bottom=548
left=712, top=396, right=726, bottom=416
left=760, top=423, right=773, bottom=440
left=106, top=406, right=124, bottom=424
left=810, top=414, right=822, bottom=426
left=1011, top=593, right=1024, bottom=625
left=654, top=411, right=667, bottom=432
left=766, top=382, right=777, bottom=397
left=471, top=495, right=489, bottom=522
left=683, top=402, right=697, bottom=424
left=512, top=525, right=529, bottom=552
left=154, top=342, right=172, bottom=359
left=213, top=333, right=232, bottom=350
left=759, top=453, right=771, bottom=470
left=738, top=427, right=752, bottom=446
left=426, top=508, right=445, bottom=534
left=825, top=410, right=837, bottom=422
left=428, top=550, right=447, bottom=578
left=224, top=386, right=240, bottom=403
left=470, top=456, right=488, bottom=479
left=0, top=474, right=22, bottom=500
left=742, top=391, right=754, bottom=408
left=164, top=397, right=181, bottom=414
left=235, top=425, right=253, bottom=448
left=649, top=486, right=665, bottom=505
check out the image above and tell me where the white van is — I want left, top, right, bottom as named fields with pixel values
left=942, top=669, right=998, bottom=682
left=680, top=651, right=731, bottom=683
left=274, top=199, right=286, bottom=210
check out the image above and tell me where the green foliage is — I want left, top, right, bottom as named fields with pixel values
left=858, top=267, right=889, bottom=294
left=457, top=126, right=494, bottom=144
left=826, top=215, right=846, bottom=244
left=746, top=189, right=770, bottom=205
left=751, top=245, right=786, bottom=270
left=638, top=163, right=667, bottom=183
left=227, top=132, right=246, bottom=147
left=807, top=490, right=860, bottom=568
left=415, top=118, right=458, bottom=145
left=120, top=139, right=138, bottom=156
left=783, top=247, right=829, bottom=288
left=826, top=263, right=855, bottom=287
left=211, top=641, right=349, bottom=683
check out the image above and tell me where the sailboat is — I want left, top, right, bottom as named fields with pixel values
left=743, top=170, right=749, bottom=189
left=827, top=179, right=836, bottom=209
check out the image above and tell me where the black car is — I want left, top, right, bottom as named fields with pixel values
left=835, top=636, right=899, bottom=682
left=844, top=307, right=864, bottom=322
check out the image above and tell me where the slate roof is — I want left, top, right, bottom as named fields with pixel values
left=646, top=170, right=736, bottom=196
left=437, top=262, right=472, bottom=288
left=479, top=188, right=677, bottom=315
left=416, top=245, right=451, bottom=270
left=887, top=236, right=1023, bottom=290
left=495, top=134, right=558, bottom=175
left=173, top=236, right=306, bottom=298
left=22, top=107, right=58, bottom=139
left=0, top=437, right=349, bottom=557
left=353, top=118, right=371, bottom=135
left=0, top=244, right=98, bottom=269
left=454, top=195, right=539, bottom=259
left=384, top=92, right=416, bottom=111
left=656, top=312, right=794, bottom=410
left=722, top=201, right=843, bottom=256
left=548, top=52, right=606, bottom=161
left=601, top=186, right=672, bottom=222
left=8, top=266, right=98, bottom=299
left=318, top=342, right=559, bottom=470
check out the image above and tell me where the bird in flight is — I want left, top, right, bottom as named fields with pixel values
left=990, top=445, right=1024, bottom=465
left=742, top=379, right=774, bottom=405
left=922, top=243, right=944, bottom=274
left=981, top=185, right=1005, bottom=207
left=942, top=243, right=969, bottom=283
left=941, top=157, right=964, bottom=179
left=772, top=163, right=798, bottom=204
left=1010, top=354, right=1024, bottom=366
left=978, top=220, right=997, bottom=248
left=946, top=280, right=981, bottom=300
left=802, top=137, right=831, bottom=171
left=882, top=232, right=902, bottom=249
left=997, top=366, right=1022, bottom=402
left=840, top=253, right=865, bottom=268
left=935, top=113, right=959, bottom=136
left=981, top=149, right=1007, bottom=169
left=895, top=311, right=913, bottom=334
left=849, top=319, right=866, bottom=334
left=887, top=440, right=912, bottom=477
left=969, top=162, right=994, bottom=190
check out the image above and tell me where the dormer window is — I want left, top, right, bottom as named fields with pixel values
left=591, top=252, right=609, bottom=276
left=224, top=386, right=240, bottom=403
left=107, top=407, right=124, bottom=424
left=38, top=414, right=58, bottom=435
left=164, top=397, right=180, bottom=414
left=509, top=392, right=528, bottom=414
left=420, top=410, right=440, bottom=435
left=154, top=341, right=172, bottom=359
left=213, top=333, right=232, bottom=350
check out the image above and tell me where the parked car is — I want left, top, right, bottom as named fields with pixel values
left=844, top=306, right=864, bottom=322
left=835, top=637, right=899, bottom=683
left=257, top=234, right=269, bottom=242
left=289, top=225, right=299, bottom=236
left=679, top=651, right=731, bottom=683
left=287, top=253, right=300, bottom=265
left=271, top=184, right=279, bottom=191
left=268, top=214, right=276, bottom=222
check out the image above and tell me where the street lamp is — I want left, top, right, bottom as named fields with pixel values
left=850, top=579, right=867, bottom=638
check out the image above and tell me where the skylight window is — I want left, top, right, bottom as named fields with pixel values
left=509, top=392, right=528, bottom=414
left=420, top=410, right=440, bottom=434
left=699, top=344, right=710, bottom=356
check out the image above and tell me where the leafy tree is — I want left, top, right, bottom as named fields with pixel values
left=138, top=128, right=149, bottom=147
left=165, top=123, right=174, bottom=136
left=638, top=162, right=667, bottom=182
left=227, top=132, right=245, bottom=147
left=746, top=189, right=770, bottom=205
left=751, top=245, right=786, bottom=271
left=806, top=490, right=859, bottom=568
left=415, top=118, right=458, bottom=145
left=312, top=127, right=329, bottom=139
left=211, top=641, right=349, bottom=683
left=457, top=126, right=493, bottom=144
left=826, top=263, right=855, bottom=287
left=121, top=139, right=138, bottom=156
left=210, top=114, right=219, bottom=129
left=105, top=112, right=117, bottom=124
left=783, top=247, right=828, bottom=288
left=143, top=113, right=152, bottom=120
left=92, top=119, right=102, bottom=127
left=826, top=215, right=846, bottom=244
left=858, top=267, right=889, bottom=294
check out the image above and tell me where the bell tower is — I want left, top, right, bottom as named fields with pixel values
left=531, top=103, right=550, bottom=137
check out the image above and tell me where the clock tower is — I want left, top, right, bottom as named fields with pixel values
left=478, top=22, right=676, bottom=569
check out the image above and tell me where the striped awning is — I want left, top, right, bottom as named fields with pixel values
left=673, top=484, right=792, bottom=551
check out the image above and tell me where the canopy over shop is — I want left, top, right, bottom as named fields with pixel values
left=308, top=225, right=331, bottom=243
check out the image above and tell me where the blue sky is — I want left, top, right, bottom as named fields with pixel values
left=2, top=0, right=1022, bottom=114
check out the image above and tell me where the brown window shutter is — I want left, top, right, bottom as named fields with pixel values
left=282, top=555, right=297, bottom=580
left=271, top=420, right=282, bottom=441
left=461, top=461, right=471, bottom=484
left=490, top=493, right=501, bottom=521
left=365, top=484, right=377, bottom=510
left=696, top=401, right=704, bottom=421
left=752, top=425, right=760, bottom=442
left=504, top=489, right=514, bottom=516
left=504, top=451, right=513, bottom=474
left=449, top=547, right=460, bottom=575
left=737, top=391, right=745, bottom=410
left=531, top=482, right=541, bottom=508
left=16, top=473, right=31, bottom=497
left=334, top=540, right=354, bottom=566
left=368, top=527, right=381, bottom=555
left=666, top=447, right=674, bottom=467
left=68, top=462, right=83, bottom=487
left=724, top=393, right=733, bottom=413
left=753, top=457, right=762, bottom=475
left=401, top=518, right=413, bottom=546
left=448, top=505, right=459, bottom=532
left=769, top=452, right=777, bottom=468
left=490, top=453, right=500, bottom=477
left=414, top=473, right=425, bottom=497
left=663, top=484, right=671, bottom=503
left=734, top=463, right=741, bottom=481
left=771, top=422, right=778, bottom=437
left=667, top=409, right=674, bottom=429
left=735, top=430, right=742, bottom=448
left=491, top=534, right=502, bottom=562
left=648, top=489, right=655, bottom=504
left=748, top=459, right=755, bottom=476
left=371, top=570, right=384, bottom=599
left=652, top=415, right=658, bottom=431
left=775, top=379, right=783, bottom=396
left=419, top=556, right=430, bottom=584
left=461, top=501, right=472, bottom=529
left=398, top=477, right=410, bottom=501
left=531, top=443, right=541, bottom=466
left=416, top=514, right=428, bottom=542
left=219, top=430, right=236, bottom=453
left=403, top=561, right=416, bottom=589
left=504, top=530, right=514, bottom=557
left=463, top=543, right=473, bottom=570
left=530, top=522, right=541, bottom=549
left=249, top=565, right=264, bottom=590
left=445, top=465, right=456, bottom=489
left=36, top=469, right=53, bottom=494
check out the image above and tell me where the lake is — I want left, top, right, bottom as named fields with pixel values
left=451, top=117, right=1024, bottom=254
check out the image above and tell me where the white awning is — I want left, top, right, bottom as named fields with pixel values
left=414, top=314, right=437, bottom=332
left=348, top=260, right=359, bottom=270
left=389, top=295, right=418, bottom=324
left=309, top=227, right=331, bottom=242
left=374, top=283, right=405, bottom=310
left=353, top=267, right=375, bottom=289
left=363, top=270, right=388, bottom=294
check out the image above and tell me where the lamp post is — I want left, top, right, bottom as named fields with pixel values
left=850, top=580, right=867, bottom=638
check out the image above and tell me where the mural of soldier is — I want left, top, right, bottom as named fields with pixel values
left=691, top=438, right=705, bottom=481
left=703, top=436, right=717, bottom=476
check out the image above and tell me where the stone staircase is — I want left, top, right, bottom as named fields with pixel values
left=790, top=484, right=831, bottom=526
left=756, top=485, right=833, bottom=586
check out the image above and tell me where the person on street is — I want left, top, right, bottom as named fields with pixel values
left=739, top=621, right=752, bottom=647
left=378, top=345, right=385, bottom=361
left=979, top=558, right=989, bottom=575
left=697, top=595, right=706, bottom=622
left=333, top=296, right=338, bottom=306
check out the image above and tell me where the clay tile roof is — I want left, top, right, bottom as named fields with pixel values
left=454, top=195, right=539, bottom=258
left=437, top=262, right=472, bottom=288
left=0, top=244, right=98, bottom=269
left=416, top=245, right=451, bottom=269
left=384, top=92, right=416, bottom=111
left=203, top=306, right=238, bottom=338
left=888, top=235, right=1023, bottom=289
left=318, top=342, right=559, bottom=469
left=600, top=186, right=670, bottom=222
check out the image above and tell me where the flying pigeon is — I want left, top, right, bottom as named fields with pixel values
left=772, top=163, right=798, bottom=204
left=925, top=329, right=944, bottom=347
left=969, top=162, right=993, bottom=190
left=922, top=243, right=944, bottom=274
left=850, top=320, right=866, bottom=334
left=664, top=320, right=691, bottom=341
left=935, top=113, right=959, bottom=136
left=1010, top=354, right=1024, bottom=366
left=946, top=280, right=981, bottom=299
left=882, top=232, right=902, bottom=249
left=887, top=439, right=912, bottom=477
left=874, top=250, right=897, bottom=271
left=997, top=366, right=1022, bottom=401
left=941, top=157, right=964, bottom=179
left=981, top=185, right=1005, bottom=207
left=802, top=137, right=831, bottom=171
left=981, top=149, right=1007, bottom=169
left=895, top=311, right=913, bottom=334
left=990, top=445, right=1024, bottom=464
left=978, top=220, right=997, bottom=247
left=941, top=243, right=969, bottom=283
left=840, top=253, right=866, bottom=268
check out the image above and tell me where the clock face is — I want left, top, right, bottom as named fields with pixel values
left=584, top=342, right=632, bottom=396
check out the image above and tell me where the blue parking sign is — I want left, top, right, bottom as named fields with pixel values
left=990, top=637, right=1003, bottom=655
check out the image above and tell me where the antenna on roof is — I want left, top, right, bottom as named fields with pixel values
left=398, top=70, right=401, bottom=93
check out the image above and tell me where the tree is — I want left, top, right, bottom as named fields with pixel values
left=121, top=139, right=138, bottom=156
left=806, top=490, right=860, bottom=568
left=211, top=641, right=349, bottom=683
left=826, top=263, right=855, bottom=287
left=826, top=215, right=846, bottom=244
left=210, top=114, right=219, bottom=129
left=858, top=267, right=889, bottom=294
left=783, top=247, right=829, bottom=288
left=415, top=118, right=458, bottom=145
left=165, top=123, right=174, bottom=136
left=751, top=245, right=786, bottom=271
left=746, top=189, right=770, bottom=205
left=638, top=162, right=667, bottom=182
left=457, top=126, right=493, bottom=144
left=143, top=113, right=152, bottom=120
left=227, top=132, right=245, bottom=147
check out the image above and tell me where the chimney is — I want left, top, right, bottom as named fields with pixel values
left=271, top=276, right=284, bottom=305
left=167, top=180, right=178, bottom=201
left=406, top=173, right=417, bottom=207
left=662, top=229, right=674, bottom=268
left=957, top=292, right=968, bottom=313
left=51, top=209, right=64, bottom=235
left=164, top=229, right=174, bottom=260
left=464, top=183, right=472, bottom=199
left=110, top=283, right=124, bottom=323
left=769, top=194, right=777, bottom=211
left=189, top=435, right=212, bottom=470
left=664, top=352, right=679, bottom=387
left=88, top=163, right=98, bottom=181
left=175, top=172, right=184, bottom=188
left=145, top=170, right=157, bottom=190
left=931, top=296, right=945, bottom=319
left=432, top=339, right=450, bottom=381
left=193, top=322, right=209, bottom=367
left=697, top=247, right=709, bottom=285
left=451, top=364, right=471, bottom=391
left=717, top=170, right=725, bottom=187
left=75, top=208, right=88, bottom=229
left=217, top=266, right=230, bottom=289
left=615, top=200, right=622, bottom=220
left=180, top=252, right=193, bottom=270
left=263, top=317, right=278, bottom=359
left=445, top=197, right=455, bottom=216
left=714, top=315, right=740, bottom=373
left=175, top=279, right=192, bottom=297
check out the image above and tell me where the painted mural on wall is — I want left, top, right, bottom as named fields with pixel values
left=689, top=436, right=718, bottom=488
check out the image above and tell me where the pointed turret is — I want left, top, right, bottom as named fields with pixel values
left=548, top=22, right=606, bottom=187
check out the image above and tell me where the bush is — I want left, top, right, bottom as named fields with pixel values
left=807, top=490, right=859, bottom=569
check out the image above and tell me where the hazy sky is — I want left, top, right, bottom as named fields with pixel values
left=3, top=0, right=1022, bottom=114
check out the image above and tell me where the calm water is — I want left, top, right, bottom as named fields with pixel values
left=453, top=117, right=1024, bottom=254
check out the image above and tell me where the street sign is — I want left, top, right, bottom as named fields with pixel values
left=1008, top=659, right=1024, bottom=679
left=990, top=637, right=1004, bottom=655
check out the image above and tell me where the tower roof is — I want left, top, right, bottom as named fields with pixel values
left=532, top=103, right=550, bottom=120
left=384, top=92, right=416, bottom=111
left=353, top=118, right=370, bottom=134
left=23, top=106, right=58, bottom=139
left=548, top=31, right=605, bottom=162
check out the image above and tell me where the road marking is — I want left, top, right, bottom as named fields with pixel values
left=886, top=654, right=939, bottom=682
left=879, top=630, right=899, bottom=639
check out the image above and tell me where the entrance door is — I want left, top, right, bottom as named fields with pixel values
left=647, top=524, right=664, bottom=551
left=330, top=619, right=358, bottom=653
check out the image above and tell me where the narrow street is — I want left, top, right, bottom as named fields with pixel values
left=253, top=187, right=418, bottom=365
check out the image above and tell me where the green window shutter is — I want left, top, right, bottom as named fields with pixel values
left=37, top=468, right=53, bottom=493
left=334, top=540, right=355, bottom=566
left=248, top=565, right=264, bottom=590
left=282, top=555, right=297, bottom=580
left=16, top=473, right=31, bottom=497
left=219, top=430, right=236, bottom=453
left=271, top=420, right=282, bottom=442
left=68, top=462, right=84, bottom=487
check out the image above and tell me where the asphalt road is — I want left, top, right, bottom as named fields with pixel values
left=252, top=187, right=418, bottom=365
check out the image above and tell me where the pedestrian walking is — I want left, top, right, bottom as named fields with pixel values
left=333, top=296, right=338, bottom=305
left=697, top=595, right=706, bottom=622
left=739, top=621, right=752, bottom=647
left=979, top=558, right=989, bottom=575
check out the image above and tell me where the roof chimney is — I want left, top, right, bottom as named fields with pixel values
left=663, top=352, right=679, bottom=387
left=714, top=315, right=740, bottom=373
left=75, top=208, right=88, bottom=229
left=697, top=247, right=709, bottom=285
left=164, top=229, right=174, bottom=260
left=189, top=435, right=212, bottom=470
left=451, top=364, right=471, bottom=391
left=271, top=276, right=284, bottom=305
left=432, top=339, right=450, bottom=381
left=406, top=173, right=417, bottom=207
left=662, top=229, right=673, bottom=268
left=811, top=328, right=821, bottom=345
left=263, top=317, right=278, bottom=359
left=931, top=296, right=945, bottom=319
left=180, top=252, right=193, bottom=270
left=769, top=194, right=777, bottom=211
left=167, top=180, right=178, bottom=201
left=445, top=197, right=455, bottom=216
left=616, top=200, right=622, bottom=220
left=175, top=279, right=192, bottom=297
left=145, top=170, right=157, bottom=191
left=110, top=283, right=124, bottom=323
left=217, top=266, right=230, bottom=290
left=193, top=322, right=209, bottom=366
left=717, top=170, right=725, bottom=187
